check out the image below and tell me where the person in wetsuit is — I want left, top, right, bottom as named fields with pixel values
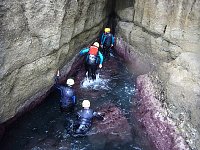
left=100, top=28, right=115, bottom=60
left=79, top=42, right=103, bottom=80
left=54, top=70, right=76, bottom=112
left=72, top=100, right=104, bottom=136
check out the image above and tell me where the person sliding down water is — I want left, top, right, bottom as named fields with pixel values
left=54, top=70, right=76, bottom=113
left=79, top=42, right=103, bottom=80
left=70, top=100, right=104, bottom=136
left=100, top=28, right=115, bottom=60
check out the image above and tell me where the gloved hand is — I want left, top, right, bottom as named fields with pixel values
left=98, top=112, right=105, bottom=116
left=97, top=112, right=105, bottom=120
left=99, top=64, right=102, bottom=68
left=57, top=70, right=60, bottom=76
left=54, top=70, right=60, bottom=84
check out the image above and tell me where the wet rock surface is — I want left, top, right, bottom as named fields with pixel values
left=135, top=74, right=190, bottom=150
left=115, top=38, right=153, bottom=76
left=88, top=103, right=133, bottom=148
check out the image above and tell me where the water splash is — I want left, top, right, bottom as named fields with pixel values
left=1, top=56, right=153, bottom=150
left=80, top=73, right=110, bottom=90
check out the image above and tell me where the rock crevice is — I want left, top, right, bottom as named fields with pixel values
left=0, top=1, right=200, bottom=149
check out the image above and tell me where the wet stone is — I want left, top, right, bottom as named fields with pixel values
left=88, top=103, right=133, bottom=147
left=134, top=74, right=190, bottom=150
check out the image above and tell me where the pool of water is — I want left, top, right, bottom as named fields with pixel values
left=0, top=54, right=156, bottom=150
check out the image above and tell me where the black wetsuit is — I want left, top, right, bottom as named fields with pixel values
left=74, top=109, right=103, bottom=135
left=85, top=55, right=98, bottom=80
left=79, top=48, right=103, bottom=80
left=101, top=33, right=114, bottom=59
left=54, top=77, right=76, bottom=112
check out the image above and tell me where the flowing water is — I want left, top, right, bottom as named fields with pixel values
left=0, top=54, right=156, bottom=150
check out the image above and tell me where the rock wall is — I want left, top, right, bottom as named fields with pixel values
left=115, top=0, right=200, bottom=149
left=0, top=0, right=110, bottom=124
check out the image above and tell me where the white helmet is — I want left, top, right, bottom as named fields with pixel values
left=82, top=100, right=90, bottom=108
left=66, top=78, right=74, bottom=86
left=93, top=42, right=99, bottom=48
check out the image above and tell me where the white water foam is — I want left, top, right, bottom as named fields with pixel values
left=81, top=73, right=110, bottom=90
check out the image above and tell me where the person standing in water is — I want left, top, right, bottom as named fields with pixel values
left=100, top=28, right=115, bottom=60
left=79, top=42, right=103, bottom=80
left=54, top=70, right=76, bottom=112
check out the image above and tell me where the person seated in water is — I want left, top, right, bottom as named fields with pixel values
left=72, top=100, right=104, bottom=136
left=54, top=70, right=76, bottom=112
left=79, top=42, right=103, bottom=80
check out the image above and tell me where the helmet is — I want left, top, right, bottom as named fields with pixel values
left=66, top=78, right=74, bottom=86
left=82, top=100, right=90, bottom=108
left=104, top=28, right=110, bottom=33
left=93, top=42, right=99, bottom=48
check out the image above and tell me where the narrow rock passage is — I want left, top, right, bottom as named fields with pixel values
left=0, top=53, right=156, bottom=150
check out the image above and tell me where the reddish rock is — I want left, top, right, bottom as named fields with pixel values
left=115, top=38, right=152, bottom=75
left=88, top=103, right=133, bottom=147
left=134, top=74, right=190, bottom=150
